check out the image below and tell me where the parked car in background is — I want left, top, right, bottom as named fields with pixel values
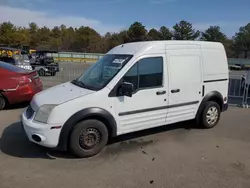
left=30, top=50, right=60, bottom=76
left=0, top=55, right=33, bottom=71
left=229, top=64, right=242, bottom=70
left=0, top=61, right=43, bottom=110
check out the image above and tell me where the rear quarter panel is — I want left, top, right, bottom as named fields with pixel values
left=201, top=47, right=229, bottom=81
left=0, top=69, right=19, bottom=90
left=201, top=45, right=229, bottom=102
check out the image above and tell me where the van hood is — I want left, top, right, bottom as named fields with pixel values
left=31, top=82, right=95, bottom=110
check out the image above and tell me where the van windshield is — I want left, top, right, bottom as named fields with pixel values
left=72, top=54, right=133, bottom=91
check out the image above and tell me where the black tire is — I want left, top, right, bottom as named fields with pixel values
left=0, top=95, right=6, bottom=111
left=199, top=101, right=221, bottom=129
left=69, top=119, right=109, bottom=158
left=38, top=69, right=46, bottom=76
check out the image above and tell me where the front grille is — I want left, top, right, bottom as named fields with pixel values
left=26, top=105, right=35, bottom=119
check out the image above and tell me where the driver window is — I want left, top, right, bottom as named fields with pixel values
left=123, top=63, right=138, bottom=91
left=123, top=56, right=163, bottom=92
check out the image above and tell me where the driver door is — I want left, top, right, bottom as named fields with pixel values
left=113, top=55, right=168, bottom=134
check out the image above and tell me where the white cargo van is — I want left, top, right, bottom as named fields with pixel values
left=22, top=41, right=229, bottom=158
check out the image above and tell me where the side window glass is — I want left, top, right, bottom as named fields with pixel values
left=123, top=63, right=138, bottom=91
left=122, top=56, right=163, bottom=92
left=138, top=57, right=163, bottom=88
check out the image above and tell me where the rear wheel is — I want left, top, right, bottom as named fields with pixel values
left=0, top=95, right=6, bottom=111
left=69, top=119, right=108, bottom=158
left=199, top=101, right=221, bottom=129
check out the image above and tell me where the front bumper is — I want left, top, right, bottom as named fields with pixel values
left=21, top=109, right=61, bottom=148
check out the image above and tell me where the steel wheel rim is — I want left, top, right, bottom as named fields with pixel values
left=79, top=128, right=101, bottom=150
left=206, top=106, right=218, bottom=125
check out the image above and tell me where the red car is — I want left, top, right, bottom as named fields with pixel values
left=0, top=61, right=43, bottom=110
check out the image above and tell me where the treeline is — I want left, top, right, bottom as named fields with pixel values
left=0, top=21, right=250, bottom=58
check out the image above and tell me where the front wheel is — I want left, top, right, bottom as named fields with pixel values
left=69, top=119, right=109, bottom=158
left=199, top=101, right=221, bottom=129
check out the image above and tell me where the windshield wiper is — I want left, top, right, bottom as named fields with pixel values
left=71, top=79, right=86, bottom=88
left=71, top=79, right=100, bottom=91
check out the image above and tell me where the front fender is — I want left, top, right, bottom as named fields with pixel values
left=57, top=107, right=117, bottom=150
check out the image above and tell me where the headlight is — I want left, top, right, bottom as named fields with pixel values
left=34, top=104, right=57, bottom=123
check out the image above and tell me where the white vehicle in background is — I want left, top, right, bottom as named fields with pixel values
left=22, top=41, right=229, bottom=158
left=229, top=64, right=243, bottom=70
left=0, top=55, right=32, bottom=71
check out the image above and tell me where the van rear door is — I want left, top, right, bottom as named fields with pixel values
left=166, top=44, right=202, bottom=124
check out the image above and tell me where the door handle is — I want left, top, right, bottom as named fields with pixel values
left=171, top=89, right=180, bottom=93
left=156, top=90, right=166, bottom=95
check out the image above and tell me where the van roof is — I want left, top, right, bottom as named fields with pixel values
left=107, top=40, right=224, bottom=55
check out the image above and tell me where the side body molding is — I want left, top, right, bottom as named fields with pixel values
left=57, top=107, right=117, bottom=150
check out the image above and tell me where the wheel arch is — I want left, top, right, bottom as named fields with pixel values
left=196, top=91, right=224, bottom=120
left=57, top=107, right=117, bottom=150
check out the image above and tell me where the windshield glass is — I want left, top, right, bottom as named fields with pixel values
left=73, top=54, right=132, bottom=91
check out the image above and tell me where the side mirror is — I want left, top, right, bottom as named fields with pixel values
left=119, top=82, right=133, bottom=97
